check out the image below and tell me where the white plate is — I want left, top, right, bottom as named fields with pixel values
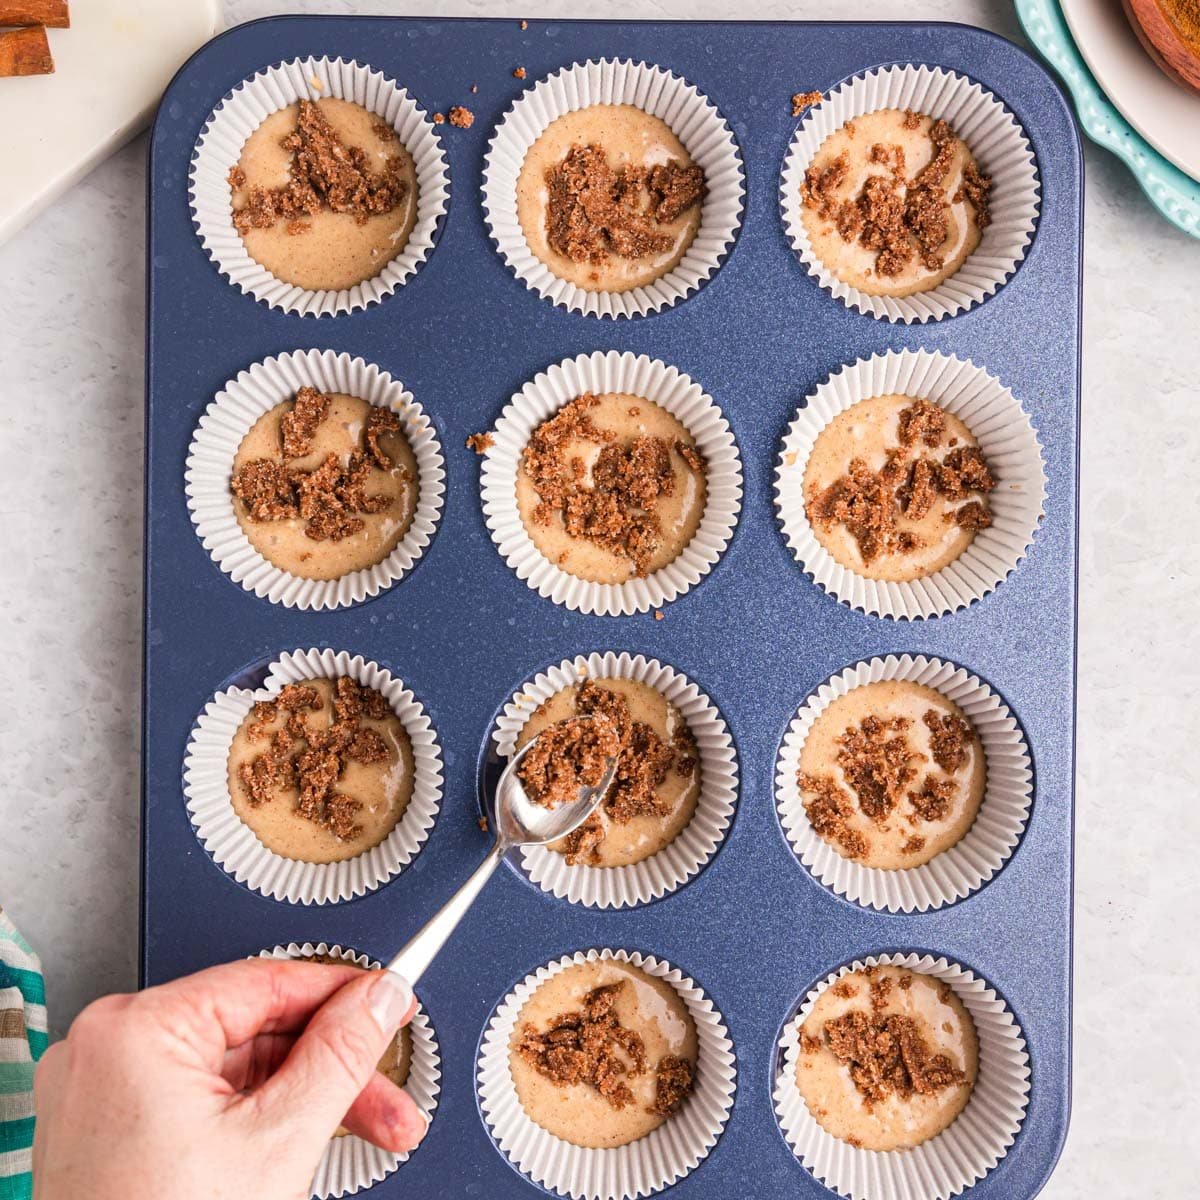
left=1061, top=0, right=1200, bottom=181
left=0, top=0, right=221, bottom=245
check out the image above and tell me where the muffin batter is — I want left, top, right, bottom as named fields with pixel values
left=800, top=109, right=991, bottom=298
left=796, top=965, right=977, bottom=1151
left=227, top=676, right=414, bottom=863
left=517, top=392, right=707, bottom=583
left=804, top=394, right=995, bottom=581
left=230, top=97, right=418, bottom=292
left=510, top=959, right=697, bottom=1148
left=517, top=104, right=704, bottom=292
left=232, top=390, right=418, bottom=581
left=798, top=679, right=985, bottom=869
left=515, top=678, right=700, bottom=868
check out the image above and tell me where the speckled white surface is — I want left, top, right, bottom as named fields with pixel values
left=0, top=2, right=1196, bottom=1196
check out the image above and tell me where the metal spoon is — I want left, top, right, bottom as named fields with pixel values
left=385, top=724, right=619, bottom=985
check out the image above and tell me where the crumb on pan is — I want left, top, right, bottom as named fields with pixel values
left=791, top=89, right=822, bottom=117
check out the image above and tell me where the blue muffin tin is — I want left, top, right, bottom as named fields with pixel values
left=143, top=17, right=1079, bottom=1199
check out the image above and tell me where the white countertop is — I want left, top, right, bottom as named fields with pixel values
left=0, top=1, right=1196, bottom=1196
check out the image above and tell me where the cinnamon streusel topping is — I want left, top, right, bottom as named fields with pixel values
left=545, top=143, right=704, bottom=267
left=516, top=980, right=694, bottom=1116
left=231, top=100, right=410, bottom=236
left=237, top=677, right=393, bottom=841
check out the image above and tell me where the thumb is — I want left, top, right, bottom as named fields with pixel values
left=254, top=969, right=415, bottom=1138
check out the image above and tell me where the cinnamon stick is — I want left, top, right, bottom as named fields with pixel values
left=0, top=25, right=54, bottom=76
left=0, top=1, right=70, bottom=28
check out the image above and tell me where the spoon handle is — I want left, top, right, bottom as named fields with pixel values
left=384, top=839, right=507, bottom=986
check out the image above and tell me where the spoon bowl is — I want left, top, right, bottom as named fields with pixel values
left=492, top=728, right=620, bottom=848
left=386, top=720, right=619, bottom=985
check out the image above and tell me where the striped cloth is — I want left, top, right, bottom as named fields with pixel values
left=0, top=910, right=44, bottom=1200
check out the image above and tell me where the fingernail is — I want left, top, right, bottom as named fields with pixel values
left=407, top=1109, right=429, bottom=1147
left=368, top=971, right=413, bottom=1033
left=388, top=1105, right=428, bottom=1153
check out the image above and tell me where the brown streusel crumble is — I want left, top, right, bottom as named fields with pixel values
left=520, top=394, right=706, bottom=577
left=544, top=143, right=705, bottom=267
left=231, top=391, right=409, bottom=545
left=792, top=89, right=823, bottom=117
left=230, top=100, right=410, bottom=235
left=237, top=677, right=394, bottom=841
left=869, top=971, right=894, bottom=1012
left=924, top=709, right=973, bottom=773
left=448, top=105, right=474, bottom=129
left=465, top=431, right=495, bottom=454
left=801, top=114, right=991, bottom=279
left=516, top=980, right=694, bottom=1116
left=516, top=708, right=622, bottom=810
left=908, top=775, right=957, bottom=822
left=835, top=714, right=917, bottom=822
left=800, top=701, right=977, bottom=851
left=799, top=772, right=869, bottom=861
left=521, top=681, right=698, bottom=866
left=820, top=1006, right=968, bottom=1110
left=807, top=397, right=996, bottom=567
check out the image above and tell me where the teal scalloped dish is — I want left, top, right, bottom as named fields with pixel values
left=1016, top=0, right=1200, bottom=237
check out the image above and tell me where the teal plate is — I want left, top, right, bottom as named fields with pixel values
left=1016, top=0, right=1200, bottom=237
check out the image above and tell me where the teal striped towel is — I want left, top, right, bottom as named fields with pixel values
left=0, top=910, right=44, bottom=1200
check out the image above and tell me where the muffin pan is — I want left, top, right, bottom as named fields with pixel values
left=144, top=17, right=1078, bottom=1200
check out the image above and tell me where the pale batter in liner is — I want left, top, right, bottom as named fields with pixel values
left=516, top=392, right=707, bottom=584
left=516, top=104, right=702, bottom=292
left=795, top=965, right=978, bottom=1151
left=232, top=98, right=418, bottom=292
left=232, top=392, right=418, bottom=581
left=800, top=109, right=986, bottom=298
left=798, top=679, right=985, bottom=869
left=227, top=677, right=415, bottom=863
left=509, top=959, right=698, bottom=1148
left=514, top=678, right=700, bottom=868
left=803, top=393, right=992, bottom=582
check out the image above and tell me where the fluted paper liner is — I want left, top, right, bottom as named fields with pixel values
left=492, top=652, right=737, bottom=908
left=184, top=648, right=443, bottom=905
left=780, top=65, right=1040, bottom=322
left=482, top=58, right=745, bottom=318
left=775, top=655, right=1032, bottom=913
left=259, top=942, right=441, bottom=1199
left=185, top=349, right=446, bottom=611
left=774, top=952, right=1031, bottom=1200
left=478, top=948, right=735, bottom=1199
left=481, top=350, right=742, bottom=616
left=774, top=350, right=1045, bottom=619
left=190, top=56, right=449, bottom=317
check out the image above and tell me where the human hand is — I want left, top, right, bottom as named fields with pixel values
left=32, top=958, right=424, bottom=1200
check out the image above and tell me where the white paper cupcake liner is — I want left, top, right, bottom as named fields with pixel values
left=775, top=654, right=1032, bottom=913
left=482, top=58, right=745, bottom=319
left=190, top=56, right=450, bottom=317
left=481, top=350, right=742, bottom=616
left=780, top=65, right=1040, bottom=323
left=478, top=948, right=736, bottom=1199
left=183, top=648, right=443, bottom=905
left=491, top=652, right=737, bottom=909
left=774, top=951, right=1031, bottom=1200
left=774, top=349, right=1045, bottom=620
left=258, top=942, right=441, bottom=1199
left=185, top=349, right=446, bottom=611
